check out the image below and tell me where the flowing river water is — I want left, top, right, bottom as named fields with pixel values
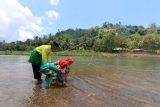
left=0, top=55, right=160, bottom=107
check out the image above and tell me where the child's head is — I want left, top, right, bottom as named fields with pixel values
left=65, top=56, right=74, bottom=65
left=59, top=56, right=74, bottom=69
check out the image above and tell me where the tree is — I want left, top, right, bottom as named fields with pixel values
left=137, top=26, right=147, bottom=35
left=126, top=25, right=139, bottom=35
left=141, top=35, right=160, bottom=51
left=114, top=35, right=129, bottom=49
left=94, top=31, right=116, bottom=52
left=128, top=34, right=143, bottom=49
left=147, top=23, right=157, bottom=34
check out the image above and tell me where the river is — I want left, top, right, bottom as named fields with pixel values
left=0, top=55, right=160, bottom=107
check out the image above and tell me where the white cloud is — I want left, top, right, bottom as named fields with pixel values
left=18, top=28, right=34, bottom=41
left=46, top=10, right=59, bottom=20
left=0, top=0, right=60, bottom=42
left=49, top=0, right=59, bottom=5
left=45, top=10, right=60, bottom=25
left=0, top=0, right=43, bottom=41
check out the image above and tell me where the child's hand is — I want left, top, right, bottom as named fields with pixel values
left=56, top=65, right=61, bottom=69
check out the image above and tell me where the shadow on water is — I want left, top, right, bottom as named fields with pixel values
left=1, top=55, right=160, bottom=107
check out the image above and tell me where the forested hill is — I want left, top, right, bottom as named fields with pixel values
left=1, top=22, right=160, bottom=52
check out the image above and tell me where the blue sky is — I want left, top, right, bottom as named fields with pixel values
left=0, top=0, right=160, bottom=42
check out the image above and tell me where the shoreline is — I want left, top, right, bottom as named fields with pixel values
left=0, top=50, right=160, bottom=57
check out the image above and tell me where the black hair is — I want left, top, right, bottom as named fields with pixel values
left=52, top=42, right=59, bottom=47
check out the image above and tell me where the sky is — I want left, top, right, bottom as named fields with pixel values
left=0, top=0, right=160, bottom=42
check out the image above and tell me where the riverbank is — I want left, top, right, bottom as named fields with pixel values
left=0, top=50, right=102, bottom=56
left=0, top=50, right=31, bottom=55
left=0, top=50, right=160, bottom=57
left=0, top=50, right=96, bottom=56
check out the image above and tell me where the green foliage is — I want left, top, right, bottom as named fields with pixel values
left=93, top=30, right=116, bottom=52
left=141, top=34, right=160, bottom=51
left=128, top=34, right=143, bottom=49
left=102, top=32, right=116, bottom=52
left=1, top=22, right=160, bottom=53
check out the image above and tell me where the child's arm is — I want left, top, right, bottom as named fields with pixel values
left=54, top=60, right=60, bottom=65
left=66, top=66, right=70, bottom=74
left=50, top=63, right=64, bottom=83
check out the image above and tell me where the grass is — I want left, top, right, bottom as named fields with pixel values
left=0, top=50, right=97, bottom=56
left=55, top=50, right=97, bottom=56
left=1, top=50, right=160, bottom=57
left=0, top=50, right=31, bottom=55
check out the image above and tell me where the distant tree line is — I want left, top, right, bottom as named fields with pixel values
left=1, top=22, right=160, bottom=52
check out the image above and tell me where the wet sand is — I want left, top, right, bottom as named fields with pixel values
left=25, top=73, right=160, bottom=107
